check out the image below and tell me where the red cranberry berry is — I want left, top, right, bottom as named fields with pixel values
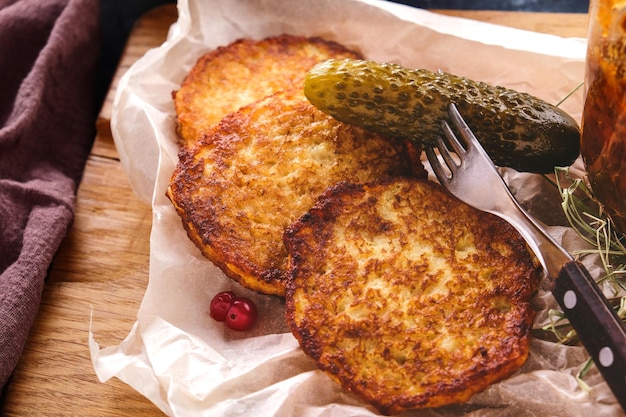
left=209, top=291, right=236, bottom=322
left=224, top=297, right=258, bottom=331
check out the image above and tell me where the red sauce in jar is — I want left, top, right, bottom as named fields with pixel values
left=581, top=0, right=626, bottom=235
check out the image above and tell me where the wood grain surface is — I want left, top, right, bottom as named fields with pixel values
left=0, top=4, right=588, bottom=416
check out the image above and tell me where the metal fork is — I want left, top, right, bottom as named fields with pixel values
left=425, top=103, right=626, bottom=409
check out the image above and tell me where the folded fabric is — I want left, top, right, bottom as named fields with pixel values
left=0, top=0, right=99, bottom=388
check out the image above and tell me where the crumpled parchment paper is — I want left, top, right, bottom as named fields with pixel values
left=90, top=0, right=625, bottom=415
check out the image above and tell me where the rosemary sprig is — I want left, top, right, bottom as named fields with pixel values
left=555, top=81, right=584, bottom=107
left=540, top=309, right=579, bottom=344
left=546, top=167, right=626, bottom=391
left=576, top=358, right=595, bottom=396
left=555, top=167, right=626, bottom=293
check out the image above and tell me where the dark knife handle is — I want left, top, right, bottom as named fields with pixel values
left=552, top=260, right=626, bottom=410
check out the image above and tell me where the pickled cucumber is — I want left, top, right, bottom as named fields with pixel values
left=303, top=59, right=581, bottom=173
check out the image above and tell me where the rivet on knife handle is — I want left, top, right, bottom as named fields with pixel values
left=552, top=260, right=626, bottom=408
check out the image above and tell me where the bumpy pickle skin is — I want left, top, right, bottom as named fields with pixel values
left=304, top=59, right=581, bottom=173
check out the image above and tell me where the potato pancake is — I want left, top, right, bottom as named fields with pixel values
left=284, top=178, right=540, bottom=415
left=166, top=88, right=424, bottom=296
left=173, top=34, right=363, bottom=147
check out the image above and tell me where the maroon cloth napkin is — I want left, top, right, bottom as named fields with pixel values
left=0, top=0, right=99, bottom=387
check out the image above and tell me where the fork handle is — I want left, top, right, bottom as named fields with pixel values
left=552, top=260, right=626, bottom=409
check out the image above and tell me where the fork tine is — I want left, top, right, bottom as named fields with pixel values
left=448, top=103, right=479, bottom=153
left=425, top=104, right=468, bottom=183
left=447, top=103, right=502, bottom=178
left=425, top=147, right=450, bottom=183
left=441, top=117, right=467, bottom=157
left=433, top=133, right=458, bottom=175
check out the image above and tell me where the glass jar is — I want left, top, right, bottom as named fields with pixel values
left=581, top=0, right=626, bottom=236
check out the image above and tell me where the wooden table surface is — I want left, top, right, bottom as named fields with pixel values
left=0, top=4, right=588, bottom=416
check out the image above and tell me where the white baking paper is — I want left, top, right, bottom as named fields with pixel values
left=90, top=0, right=625, bottom=415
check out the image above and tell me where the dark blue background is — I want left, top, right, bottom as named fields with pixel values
left=97, top=0, right=590, bottom=107
left=396, top=0, right=588, bottom=12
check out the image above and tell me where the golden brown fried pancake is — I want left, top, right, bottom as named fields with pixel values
left=284, top=178, right=540, bottom=415
left=173, top=34, right=363, bottom=147
left=166, top=88, right=424, bottom=296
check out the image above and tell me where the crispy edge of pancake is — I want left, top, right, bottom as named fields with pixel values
left=166, top=88, right=425, bottom=296
left=284, top=178, right=540, bottom=414
left=165, top=122, right=288, bottom=296
left=173, top=34, right=363, bottom=148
